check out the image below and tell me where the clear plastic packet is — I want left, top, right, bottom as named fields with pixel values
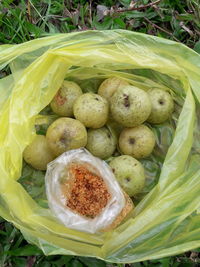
left=45, top=148, right=127, bottom=233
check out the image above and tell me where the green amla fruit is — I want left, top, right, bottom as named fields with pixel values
left=109, top=155, right=145, bottom=197
left=86, top=127, right=117, bottom=159
left=98, top=77, right=129, bottom=101
left=119, top=125, right=156, bottom=159
left=46, top=117, right=87, bottom=156
left=147, top=88, right=174, bottom=124
left=110, top=86, right=151, bottom=127
left=73, top=93, right=109, bottom=128
left=23, top=135, right=55, bottom=170
left=50, top=80, right=82, bottom=117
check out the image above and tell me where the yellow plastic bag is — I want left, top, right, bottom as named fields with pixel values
left=0, top=30, right=200, bottom=263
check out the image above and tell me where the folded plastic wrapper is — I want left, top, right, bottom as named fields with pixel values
left=0, top=30, right=200, bottom=263
left=45, top=148, right=126, bottom=233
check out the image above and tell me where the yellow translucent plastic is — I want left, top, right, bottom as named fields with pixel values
left=0, top=30, right=200, bottom=263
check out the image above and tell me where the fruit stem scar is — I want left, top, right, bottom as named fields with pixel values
left=159, top=99, right=164, bottom=105
left=60, top=130, right=69, bottom=144
left=125, top=177, right=131, bottom=182
left=129, top=138, right=135, bottom=144
left=123, top=94, right=130, bottom=108
left=107, top=132, right=111, bottom=138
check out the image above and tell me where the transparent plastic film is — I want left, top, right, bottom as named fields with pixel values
left=45, top=148, right=126, bottom=234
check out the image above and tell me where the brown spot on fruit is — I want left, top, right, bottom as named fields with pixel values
left=55, top=90, right=67, bottom=106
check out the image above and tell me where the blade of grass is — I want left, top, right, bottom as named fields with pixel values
left=1, top=19, right=25, bottom=43
left=144, top=16, right=180, bottom=42
left=28, top=0, right=50, bottom=30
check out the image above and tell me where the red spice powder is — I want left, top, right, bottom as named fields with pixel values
left=65, top=164, right=111, bottom=218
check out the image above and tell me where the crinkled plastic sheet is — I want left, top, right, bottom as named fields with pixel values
left=45, top=148, right=126, bottom=234
left=0, top=30, right=200, bottom=263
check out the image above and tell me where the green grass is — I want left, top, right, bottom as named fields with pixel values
left=0, top=0, right=200, bottom=49
left=0, top=0, right=200, bottom=266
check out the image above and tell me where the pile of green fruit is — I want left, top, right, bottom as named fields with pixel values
left=23, top=77, right=174, bottom=199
